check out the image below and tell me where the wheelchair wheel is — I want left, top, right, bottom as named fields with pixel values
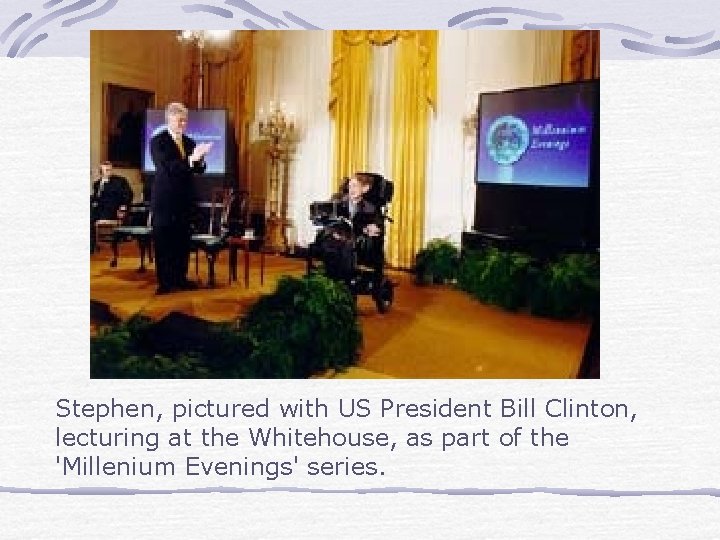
left=374, top=279, right=393, bottom=313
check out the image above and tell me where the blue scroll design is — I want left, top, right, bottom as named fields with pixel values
left=448, top=6, right=718, bottom=57
left=0, top=0, right=121, bottom=57
left=0, top=1, right=717, bottom=58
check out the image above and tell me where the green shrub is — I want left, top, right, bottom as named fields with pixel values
left=90, top=274, right=361, bottom=379
left=241, top=273, right=361, bottom=377
left=529, top=253, right=599, bottom=318
left=91, top=315, right=154, bottom=378
left=415, top=238, right=460, bottom=284
left=199, top=322, right=255, bottom=377
left=91, top=315, right=248, bottom=379
left=458, top=248, right=532, bottom=311
left=90, top=322, right=134, bottom=378
left=118, top=352, right=210, bottom=379
left=456, top=248, right=599, bottom=318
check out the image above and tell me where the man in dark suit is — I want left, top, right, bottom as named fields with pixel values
left=335, top=174, right=384, bottom=282
left=90, top=161, right=133, bottom=253
left=336, top=175, right=382, bottom=236
left=150, top=102, right=212, bottom=294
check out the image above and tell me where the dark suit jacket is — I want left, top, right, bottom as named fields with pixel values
left=150, top=129, right=206, bottom=227
left=91, top=174, right=133, bottom=220
left=335, top=196, right=384, bottom=269
left=336, top=197, right=382, bottom=238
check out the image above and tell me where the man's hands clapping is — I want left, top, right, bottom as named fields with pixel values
left=189, top=142, right=213, bottom=163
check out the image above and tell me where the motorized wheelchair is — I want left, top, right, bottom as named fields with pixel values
left=306, top=172, right=395, bottom=313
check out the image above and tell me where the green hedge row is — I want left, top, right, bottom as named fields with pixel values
left=527, top=252, right=600, bottom=319
left=415, top=239, right=599, bottom=319
left=91, top=273, right=361, bottom=379
left=458, top=248, right=599, bottom=318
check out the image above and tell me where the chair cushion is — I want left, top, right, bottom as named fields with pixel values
left=192, top=234, right=218, bottom=242
left=115, top=226, right=152, bottom=236
left=192, top=234, right=225, bottom=250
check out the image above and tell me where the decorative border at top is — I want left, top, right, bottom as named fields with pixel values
left=448, top=7, right=719, bottom=58
left=0, top=1, right=717, bottom=58
left=1, top=0, right=120, bottom=58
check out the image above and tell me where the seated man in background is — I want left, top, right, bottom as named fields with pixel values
left=90, top=161, right=133, bottom=253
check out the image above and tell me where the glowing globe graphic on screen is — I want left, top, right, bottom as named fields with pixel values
left=486, top=115, right=530, bottom=165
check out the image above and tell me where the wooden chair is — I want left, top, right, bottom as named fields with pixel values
left=191, top=188, right=234, bottom=287
left=110, top=204, right=153, bottom=272
left=94, top=218, right=121, bottom=250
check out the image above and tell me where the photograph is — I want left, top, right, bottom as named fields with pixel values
left=89, top=29, right=600, bottom=379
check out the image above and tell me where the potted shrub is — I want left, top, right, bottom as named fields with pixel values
left=414, top=238, right=460, bottom=285
left=458, top=247, right=533, bottom=310
left=529, top=253, right=599, bottom=319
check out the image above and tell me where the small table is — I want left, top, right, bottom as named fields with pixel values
left=228, top=237, right=265, bottom=288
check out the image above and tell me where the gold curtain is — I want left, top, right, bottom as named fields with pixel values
left=329, top=31, right=372, bottom=187
left=388, top=30, right=435, bottom=269
left=194, top=32, right=255, bottom=190
left=329, top=30, right=437, bottom=268
left=562, top=30, right=599, bottom=82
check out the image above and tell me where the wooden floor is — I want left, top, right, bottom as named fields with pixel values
left=90, top=244, right=592, bottom=379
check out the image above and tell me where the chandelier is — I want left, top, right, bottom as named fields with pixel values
left=176, top=30, right=232, bottom=108
left=258, top=101, right=296, bottom=142
left=256, top=101, right=297, bottom=252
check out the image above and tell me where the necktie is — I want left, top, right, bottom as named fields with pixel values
left=174, top=134, right=185, bottom=159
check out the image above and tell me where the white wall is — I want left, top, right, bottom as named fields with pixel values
left=425, top=30, right=563, bottom=246
left=252, top=31, right=333, bottom=247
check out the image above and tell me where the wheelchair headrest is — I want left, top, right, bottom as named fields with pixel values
left=339, top=173, right=394, bottom=207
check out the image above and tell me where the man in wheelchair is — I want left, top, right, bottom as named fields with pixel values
left=309, top=172, right=394, bottom=313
